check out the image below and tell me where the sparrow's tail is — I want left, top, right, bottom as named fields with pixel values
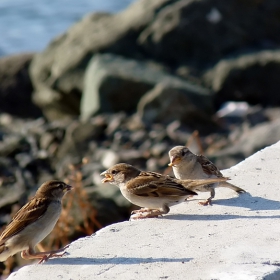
left=179, top=177, right=229, bottom=189
left=217, top=181, right=246, bottom=193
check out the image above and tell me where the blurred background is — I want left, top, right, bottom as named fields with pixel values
left=1, top=0, right=280, bottom=276
left=0, top=0, right=135, bottom=55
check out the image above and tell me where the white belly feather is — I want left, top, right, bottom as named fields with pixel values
left=0, top=201, right=61, bottom=261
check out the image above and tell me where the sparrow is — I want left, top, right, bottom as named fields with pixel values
left=168, top=146, right=246, bottom=205
left=0, top=180, right=73, bottom=263
left=100, top=163, right=228, bottom=219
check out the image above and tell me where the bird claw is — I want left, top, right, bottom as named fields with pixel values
left=38, top=251, right=67, bottom=264
left=199, top=199, right=212, bottom=206
left=130, top=209, right=163, bottom=220
left=131, top=208, right=150, bottom=215
left=38, top=245, right=69, bottom=264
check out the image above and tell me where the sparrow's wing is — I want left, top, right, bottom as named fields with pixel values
left=126, top=172, right=195, bottom=197
left=0, top=197, right=50, bottom=243
left=197, top=155, right=224, bottom=177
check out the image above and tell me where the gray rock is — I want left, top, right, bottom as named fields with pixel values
left=205, top=50, right=280, bottom=106
left=212, top=119, right=280, bottom=168
left=137, top=83, right=215, bottom=130
left=139, top=0, right=280, bottom=66
left=0, top=135, right=28, bottom=157
left=82, top=54, right=168, bottom=118
left=236, top=119, right=280, bottom=156
left=0, top=53, right=42, bottom=118
left=29, top=0, right=170, bottom=120
left=82, top=54, right=213, bottom=120
left=0, top=167, right=26, bottom=210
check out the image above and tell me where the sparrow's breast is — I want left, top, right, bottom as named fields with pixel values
left=16, top=201, right=62, bottom=248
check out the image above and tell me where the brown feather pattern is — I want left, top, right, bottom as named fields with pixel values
left=0, top=197, right=51, bottom=243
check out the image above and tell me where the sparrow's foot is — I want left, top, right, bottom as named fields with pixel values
left=198, top=199, right=212, bottom=206
left=130, top=209, right=164, bottom=220
left=131, top=208, right=150, bottom=215
left=39, top=244, right=70, bottom=263
left=22, top=245, right=69, bottom=264
left=38, top=251, right=67, bottom=264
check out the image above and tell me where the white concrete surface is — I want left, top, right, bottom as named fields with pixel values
left=8, top=142, right=280, bottom=280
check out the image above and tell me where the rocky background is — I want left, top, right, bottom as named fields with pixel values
left=1, top=0, right=280, bottom=275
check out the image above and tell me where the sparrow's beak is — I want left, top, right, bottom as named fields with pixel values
left=64, top=184, right=73, bottom=192
left=168, top=155, right=181, bottom=166
left=100, top=171, right=113, bottom=183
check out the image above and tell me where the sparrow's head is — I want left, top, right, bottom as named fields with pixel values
left=168, top=146, right=193, bottom=167
left=36, top=180, right=73, bottom=200
left=100, top=163, right=141, bottom=186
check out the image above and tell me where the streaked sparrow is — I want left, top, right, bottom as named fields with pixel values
left=0, top=180, right=73, bottom=263
left=168, top=146, right=245, bottom=205
left=100, top=163, right=228, bottom=219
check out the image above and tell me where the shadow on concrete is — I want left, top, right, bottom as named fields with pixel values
left=44, top=256, right=193, bottom=265
left=164, top=213, right=280, bottom=221
left=188, top=192, right=280, bottom=211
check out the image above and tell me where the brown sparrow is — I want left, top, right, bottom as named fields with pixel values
left=100, top=163, right=228, bottom=219
left=168, top=146, right=245, bottom=205
left=0, top=180, right=73, bottom=263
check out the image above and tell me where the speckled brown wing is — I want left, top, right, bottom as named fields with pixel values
left=125, top=171, right=195, bottom=197
left=0, top=197, right=50, bottom=244
left=197, top=155, right=224, bottom=178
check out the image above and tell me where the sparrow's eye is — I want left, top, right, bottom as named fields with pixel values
left=181, top=149, right=187, bottom=156
left=58, top=184, right=64, bottom=189
left=111, top=170, right=118, bottom=175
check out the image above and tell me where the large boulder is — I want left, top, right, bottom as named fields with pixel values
left=81, top=53, right=213, bottom=120
left=137, top=83, right=215, bottom=131
left=0, top=53, right=42, bottom=118
left=29, top=0, right=171, bottom=120
left=139, top=0, right=280, bottom=66
left=204, top=50, right=280, bottom=107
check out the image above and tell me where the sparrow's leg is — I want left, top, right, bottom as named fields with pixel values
left=130, top=205, right=170, bottom=220
left=199, top=188, right=215, bottom=206
left=21, top=245, right=69, bottom=264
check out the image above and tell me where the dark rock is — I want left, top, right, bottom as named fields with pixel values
left=0, top=168, right=26, bottom=211
left=205, top=50, right=280, bottom=107
left=0, top=135, right=30, bottom=157
left=137, top=83, right=216, bottom=132
left=139, top=0, right=280, bottom=66
left=0, top=53, right=42, bottom=118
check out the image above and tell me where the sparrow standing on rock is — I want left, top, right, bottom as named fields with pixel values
left=100, top=163, right=228, bottom=219
left=168, top=146, right=245, bottom=205
left=0, top=180, right=73, bottom=263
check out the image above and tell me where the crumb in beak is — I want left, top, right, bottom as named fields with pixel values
left=101, top=173, right=113, bottom=183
